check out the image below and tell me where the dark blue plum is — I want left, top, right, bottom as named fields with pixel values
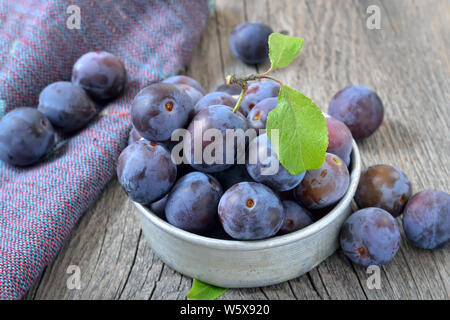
left=402, top=190, right=449, bottom=249
left=294, top=153, right=350, bottom=210
left=214, top=83, right=242, bottom=96
left=162, top=75, right=205, bottom=95
left=38, top=81, right=97, bottom=133
left=279, top=201, right=313, bottom=235
left=165, top=172, right=223, bottom=234
left=185, top=105, right=249, bottom=173
left=176, top=83, right=203, bottom=105
left=131, top=83, right=193, bottom=141
left=194, top=92, right=237, bottom=116
left=240, top=81, right=280, bottom=117
left=0, top=107, right=55, bottom=166
left=355, top=165, right=411, bottom=217
left=218, top=182, right=284, bottom=240
left=340, top=207, right=401, bottom=267
left=325, top=115, right=353, bottom=166
left=230, top=22, right=273, bottom=65
left=247, top=97, right=278, bottom=130
left=247, top=134, right=305, bottom=192
left=72, top=51, right=126, bottom=101
left=213, top=164, right=254, bottom=191
left=117, top=140, right=177, bottom=204
left=328, top=85, right=384, bottom=139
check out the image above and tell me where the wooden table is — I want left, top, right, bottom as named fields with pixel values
left=25, top=0, right=449, bottom=300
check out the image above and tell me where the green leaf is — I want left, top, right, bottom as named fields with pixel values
left=268, top=33, right=304, bottom=70
left=266, top=85, right=328, bottom=174
left=187, top=279, right=228, bottom=300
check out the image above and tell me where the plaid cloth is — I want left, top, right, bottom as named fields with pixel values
left=0, top=0, right=209, bottom=299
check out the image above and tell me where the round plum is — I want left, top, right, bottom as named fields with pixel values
left=325, top=115, right=353, bottom=166
left=340, top=207, right=401, bottom=267
left=230, top=22, right=273, bottom=65
left=117, top=140, right=177, bottom=204
left=38, top=81, right=97, bottom=133
left=247, top=97, right=278, bottom=130
left=131, top=83, right=193, bottom=141
left=165, top=172, right=223, bottom=234
left=240, top=81, right=280, bottom=117
left=247, top=134, right=306, bottom=192
left=294, top=153, right=350, bottom=210
left=279, top=201, right=313, bottom=235
left=218, top=182, right=284, bottom=240
left=355, top=165, right=411, bottom=217
left=72, top=51, right=126, bottom=101
left=185, top=105, right=249, bottom=173
left=402, top=190, right=449, bottom=249
left=162, top=75, right=205, bottom=95
left=0, top=107, right=55, bottom=166
left=328, top=85, right=383, bottom=139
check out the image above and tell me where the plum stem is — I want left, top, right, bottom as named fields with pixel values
left=226, top=68, right=283, bottom=113
left=233, top=86, right=247, bottom=113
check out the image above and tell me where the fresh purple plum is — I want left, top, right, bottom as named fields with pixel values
left=279, top=201, right=313, bottom=235
left=294, top=153, right=350, bottom=210
left=162, top=75, right=205, bottom=95
left=194, top=92, right=237, bottom=116
left=117, top=140, right=177, bottom=204
left=185, top=105, right=249, bottom=173
left=325, top=115, right=353, bottom=166
left=218, top=182, right=285, bottom=240
left=131, top=83, right=193, bottom=141
left=328, top=85, right=384, bottom=139
left=230, top=22, right=273, bottom=65
left=355, top=165, right=411, bottom=217
left=165, top=172, right=223, bottom=234
left=0, top=107, right=55, bottom=166
left=247, top=134, right=306, bottom=192
left=340, top=207, right=401, bottom=267
left=247, top=97, right=277, bottom=130
left=38, top=81, right=96, bottom=133
left=72, top=51, right=126, bottom=101
left=240, top=81, right=280, bottom=116
left=402, top=190, right=449, bottom=249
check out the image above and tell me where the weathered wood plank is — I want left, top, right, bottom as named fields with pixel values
left=25, top=0, right=449, bottom=300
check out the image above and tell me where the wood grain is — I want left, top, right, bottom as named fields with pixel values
left=25, top=0, right=449, bottom=300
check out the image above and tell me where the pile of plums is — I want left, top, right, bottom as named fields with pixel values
left=119, top=72, right=449, bottom=268
left=0, top=51, right=127, bottom=166
left=119, top=74, right=353, bottom=241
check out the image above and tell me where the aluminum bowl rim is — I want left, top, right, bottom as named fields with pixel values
left=135, top=140, right=360, bottom=252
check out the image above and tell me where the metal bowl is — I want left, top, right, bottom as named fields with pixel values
left=134, top=140, right=361, bottom=288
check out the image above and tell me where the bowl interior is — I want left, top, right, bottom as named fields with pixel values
left=135, top=140, right=361, bottom=251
